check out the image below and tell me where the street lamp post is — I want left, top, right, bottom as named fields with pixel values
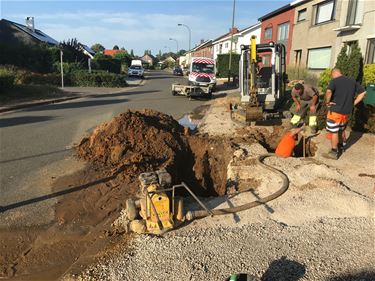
left=228, top=0, right=236, bottom=83
left=177, top=23, right=191, bottom=52
left=169, top=38, right=179, bottom=53
left=59, top=45, right=64, bottom=89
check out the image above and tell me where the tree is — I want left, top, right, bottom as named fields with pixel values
left=130, top=49, right=134, bottom=57
left=177, top=49, right=187, bottom=56
left=91, top=43, right=105, bottom=53
left=335, top=44, right=349, bottom=76
left=335, top=42, right=363, bottom=82
left=347, top=41, right=363, bottom=82
left=120, top=47, right=125, bottom=50
left=113, top=52, right=131, bottom=66
left=113, top=45, right=119, bottom=50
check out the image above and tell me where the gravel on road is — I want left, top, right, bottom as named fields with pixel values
left=74, top=217, right=374, bottom=281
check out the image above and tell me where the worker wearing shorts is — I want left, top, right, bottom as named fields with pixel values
left=324, top=68, right=366, bottom=159
left=290, top=83, right=319, bottom=133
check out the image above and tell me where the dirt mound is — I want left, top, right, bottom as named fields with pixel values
left=77, top=109, right=188, bottom=173
left=76, top=109, right=234, bottom=197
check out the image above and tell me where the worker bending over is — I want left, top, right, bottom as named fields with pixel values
left=290, top=83, right=319, bottom=133
left=324, top=68, right=366, bottom=160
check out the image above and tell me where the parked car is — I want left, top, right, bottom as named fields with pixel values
left=128, top=65, right=144, bottom=78
left=173, top=66, right=183, bottom=76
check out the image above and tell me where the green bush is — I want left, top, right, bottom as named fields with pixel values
left=53, top=62, right=85, bottom=74
left=0, top=43, right=58, bottom=73
left=318, top=68, right=332, bottom=93
left=0, top=67, right=16, bottom=91
left=216, top=53, right=240, bottom=78
left=113, top=52, right=132, bottom=67
left=363, top=64, right=375, bottom=86
left=68, top=71, right=127, bottom=87
left=21, top=72, right=63, bottom=86
left=92, top=58, right=121, bottom=74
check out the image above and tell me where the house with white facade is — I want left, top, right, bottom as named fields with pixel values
left=236, top=23, right=262, bottom=52
left=212, top=23, right=261, bottom=60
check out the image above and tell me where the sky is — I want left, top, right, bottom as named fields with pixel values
left=1, top=0, right=290, bottom=56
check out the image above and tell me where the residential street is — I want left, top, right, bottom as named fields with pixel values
left=0, top=70, right=208, bottom=228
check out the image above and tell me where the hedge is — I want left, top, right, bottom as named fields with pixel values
left=216, top=53, right=240, bottom=78
left=0, top=67, right=16, bottom=91
left=318, top=68, right=332, bottom=93
left=68, top=71, right=127, bottom=87
left=22, top=72, right=64, bottom=86
left=363, top=64, right=375, bottom=86
left=0, top=43, right=57, bottom=74
left=92, top=58, right=121, bottom=74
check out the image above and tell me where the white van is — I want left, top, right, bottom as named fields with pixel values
left=131, top=59, right=142, bottom=66
left=188, top=57, right=216, bottom=89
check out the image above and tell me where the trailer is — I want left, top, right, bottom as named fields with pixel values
left=171, top=83, right=213, bottom=100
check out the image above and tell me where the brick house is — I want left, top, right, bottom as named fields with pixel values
left=103, top=49, right=127, bottom=57
left=258, top=1, right=307, bottom=65
left=192, top=39, right=213, bottom=58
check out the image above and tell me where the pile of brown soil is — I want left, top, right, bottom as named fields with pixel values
left=77, top=109, right=187, bottom=170
left=76, top=109, right=235, bottom=197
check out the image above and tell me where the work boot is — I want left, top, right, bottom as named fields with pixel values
left=338, top=142, right=347, bottom=153
left=323, top=149, right=339, bottom=160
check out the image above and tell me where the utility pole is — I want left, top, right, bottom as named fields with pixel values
left=228, top=0, right=236, bottom=83
left=60, top=48, right=64, bottom=89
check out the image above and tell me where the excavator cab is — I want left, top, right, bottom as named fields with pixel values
left=236, top=36, right=288, bottom=122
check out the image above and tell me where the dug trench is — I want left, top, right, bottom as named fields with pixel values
left=0, top=109, right=316, bottom=280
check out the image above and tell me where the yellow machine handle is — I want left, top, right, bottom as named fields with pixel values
left=251, top=35, right=257, bottom=62
left=249, top=35, right=257, bottom=90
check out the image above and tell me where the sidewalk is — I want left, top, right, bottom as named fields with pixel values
left=0, top=78, right=144, bottom=114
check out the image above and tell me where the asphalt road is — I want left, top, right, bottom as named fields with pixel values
left=0, top=70, right=209, bottom=228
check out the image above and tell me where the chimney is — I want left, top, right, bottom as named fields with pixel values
left=26, top=17, right=35, bottom=32
left=200, top=39, right=204, bottom=44
left=229, top=27, right=238, bottom=34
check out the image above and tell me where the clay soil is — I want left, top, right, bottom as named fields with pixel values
left=0, top=109, right=242, bottom=280
left=1, top=108, right=317, bottom=280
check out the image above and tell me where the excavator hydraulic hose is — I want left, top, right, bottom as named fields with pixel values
left=185, top=153, right=289, bottom=221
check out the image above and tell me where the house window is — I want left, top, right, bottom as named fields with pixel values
left=297, top=9, right=307, bottom=22
left=264, top=27, right=272, bottom=40
left=307, top=47, right=331, bottom=69
left=262, top=55, right=271, bottom=66
left=295, top=50, right=302, bottom=65
left=277, top=22, right=289, bottom=41
left=346, top=0, right=363, bottom=25
left=315, top=0, right=335, bottom=25
left=225, top=42, right=229, bottom=48
left=365, top=38, right=375, bottom=64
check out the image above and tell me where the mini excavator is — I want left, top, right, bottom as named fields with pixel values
left=231, top=35, right=289, bottom=123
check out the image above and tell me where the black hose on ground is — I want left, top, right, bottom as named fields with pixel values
left=185, top=153, right=289, bottom=220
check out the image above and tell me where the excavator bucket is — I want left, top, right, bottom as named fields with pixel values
left=246, top=105, right=263, bottom=122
